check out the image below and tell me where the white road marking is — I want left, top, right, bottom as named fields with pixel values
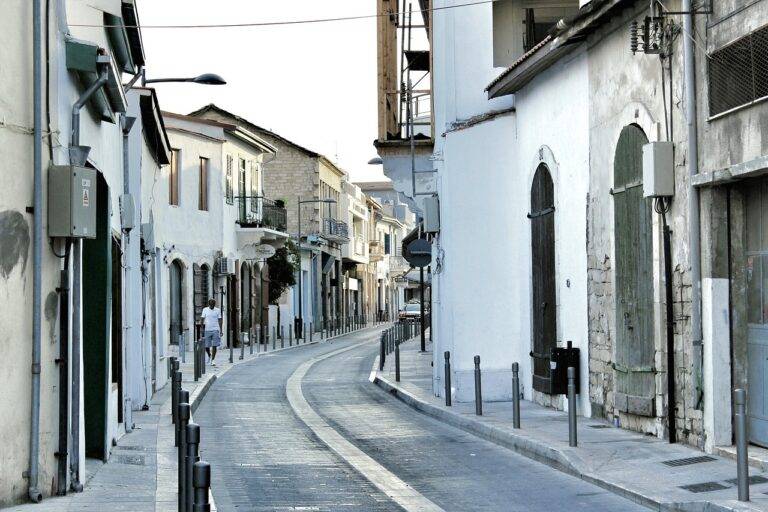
left=286, top=339, right=445, bottom=512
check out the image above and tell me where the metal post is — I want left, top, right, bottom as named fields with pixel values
left=240, top=332, right=245, bottom=360
left=228, top=322, right=233, bottom=364
left=512, top=362, right=521, bottom=429
left=185, top=422, right=200, bottom=511
left=310, top=323, right=313, bottom=342
left=193, top=461, right=211, bottom=512
left=474, top=356, right=482, bottom=416
left=171, top=362, right=180, bottom=425
left=177, top=402, right=190, bottom=512
left=250, top=327, right=254, bottom=355
left=193, top=338, right=199, bottom=382
left=379, top=334, right=386, bottom=371
left=395, top=342, right=401, bottom=382
left=444, top=351, right=452, bottom=406
left=568, top=367, right=578, bottom=447
left=180, top=332, right=186, bottom=364
left=289, top=324, right=293, bottom=346
left=200, top=342, right=205, bottom=375
left=272, top=327, right=276, bottom=350
left=281, top=325, right=285, bottom=348
left=734, top=388, right=749, bottom=501
left=303, top=322, right=307, bottom=344
left=420, top=267, right=425, bottom=352
left=176, top=388, right=188, bottom=449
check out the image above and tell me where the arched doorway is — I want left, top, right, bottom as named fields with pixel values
left=529, top=163, right=556, bottom=393
left=169, top=259, right=184, bottom=346
left=241, top=262, right=252, bottom=333
left=613, top=124, right=655, bottom=417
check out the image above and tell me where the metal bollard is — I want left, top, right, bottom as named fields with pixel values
left=176, top=389, right=188, bottom=448
left=193, top=339, right=199, bottom=382
left=512, top=362, right=521, bottom=429
left=281, top=326, right=285, bottom=348
left=289, top=324, right=293, bottom=346
left=304, top=322, right=308, bottom=344
left=734, top=388, right=750, bottom=501
left=474, top=356, right=482, bottom=416
left=200, top=341, right=206, bottom=375
left=228, top=328, right=233, bottom=364
left=395, top=342, right=401, bottom=382
left=193, top=461, right=211, bottom=512
left=179, top=333, right=186, bottom=364
left=240, top=332, right=245, bottom=360
left=171, top=365, right=181, bottom=426
left=250, top=328, right=254, bottom=355
left=272, top=327, right=276, bottom=350
left=444, top=351, right=452, bottom=406
left=177, top=402, right=190, bottom=512
left=185, top=422, right=200, bottom=511
left=379, top=334, right=386, bottom=371
left=310, top=323, right=313, bottom=342
left=567, top=367, right=577, bottom=447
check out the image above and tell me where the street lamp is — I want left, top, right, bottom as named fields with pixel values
left=296, top=197, right=336, bottom=338
left=367, top=157, right=383, bottom=165
left=144, top=73, right=227, bottom=85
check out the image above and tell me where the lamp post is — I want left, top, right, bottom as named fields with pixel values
left=143, top=72, right=226, bottom=86
left=297, top=198, right=336, bottom=339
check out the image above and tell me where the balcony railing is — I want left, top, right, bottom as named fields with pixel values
left=390, top=255, right=411, bottom=272
left=323, top=218, right=349, bottom=242
left=235, top=196, right=287, bottom=232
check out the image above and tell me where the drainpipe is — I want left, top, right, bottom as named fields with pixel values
left=69, top=62, right=109, bottom=493
left=682, top=0, right=703, bottom=407
left=28, top=0, right=43, bottom=502
left=121, top=114, right=137, bottom=433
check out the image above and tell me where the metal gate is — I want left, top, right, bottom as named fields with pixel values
left=613, top=124, right=655, bottom=417
left=529, top=164, right=557, bottom=393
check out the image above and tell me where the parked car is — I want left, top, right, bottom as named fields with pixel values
left=399, top=302, right=426, bottom=320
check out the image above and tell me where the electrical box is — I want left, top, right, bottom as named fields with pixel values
left=642, top=141, right=674, bottom=198
left=423, top=195, right=440, bottom=233
left=48, top=165, right=97, bottom=239
left=120, top=194, right=136, bottom=232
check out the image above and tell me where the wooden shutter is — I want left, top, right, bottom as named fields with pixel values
left=613, top=125, right=655, bottom=417
left=529, top=164, right=556, bottom=393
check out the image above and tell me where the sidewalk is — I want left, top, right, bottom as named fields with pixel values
left=372, top=339, right=768, bottom=512
left=6, top=325, right=374, bottom=512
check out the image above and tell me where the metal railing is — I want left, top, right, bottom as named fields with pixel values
left=322, top=218, right=349, bottom=241
left=235, top=195, right=287, bottom=232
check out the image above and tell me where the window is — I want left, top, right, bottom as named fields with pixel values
left=198, top=157, right=209, bottom=211
left=709, top=25, right=768, bottom=117
left=250, top=162, right=260, bottom=212
left=225, top=154, right=234, bottom=204
left=239, top=158, right=247, bottom=197
left=384, top=233, right=391, bottom=254
left=169, top=149, right=180, bottom=206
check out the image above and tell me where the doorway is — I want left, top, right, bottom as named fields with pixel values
left=170, top=259, right=184, bottom=345
left=745, top=179, right=768, bottom=445
left=241, top=262, right=252, bottom=333
left=529, top=164, right=556, bottom=393
left=613, top=124, right=655, bottom=417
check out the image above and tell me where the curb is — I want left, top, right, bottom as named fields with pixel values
left=370, top=364, right=762, bottom=512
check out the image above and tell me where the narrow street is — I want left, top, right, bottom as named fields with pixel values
left=195, top=329, right=646, bottom=511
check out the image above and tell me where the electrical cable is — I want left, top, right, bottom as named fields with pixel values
left=70, top=0, right=493, bottom=30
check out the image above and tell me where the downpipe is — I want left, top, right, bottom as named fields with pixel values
left=69, top=62, right=109, bottom=493
left=28, top=0, right=43, bottom=501
left=682, top=0, right=704, bottom=408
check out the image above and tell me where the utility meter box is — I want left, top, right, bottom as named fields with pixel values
left=120, top=193, right=136, bottom=232
left=48, top=165, right=97, bottom=238
left=642, top=141, right=674, bottom=198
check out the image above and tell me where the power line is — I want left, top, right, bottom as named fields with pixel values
left=71, top=0, right=494, bottom=29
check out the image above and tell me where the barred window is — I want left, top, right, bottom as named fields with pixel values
left=709, top=24, right=768, bottom=117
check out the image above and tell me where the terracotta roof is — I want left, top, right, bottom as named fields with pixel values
left=485, top=35, right=553, bottom=92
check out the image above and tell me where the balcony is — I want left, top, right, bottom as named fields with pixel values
left=235, top=196, right=287, bottom=232
left=390, top=255, right=411, bottom=273
left=369, top=239, right=384, bottom=262
left=234, top=196, right=289, bottom=249
left=322, top=218, right=349, bottom=243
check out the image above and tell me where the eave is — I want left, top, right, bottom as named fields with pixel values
left=104, top=12, right=136, bottom=73
left=66, top=38, right=127, bottom=122
left=136, top=88, right=171, bottom=165
left=121, top=0, right=146, bottom=67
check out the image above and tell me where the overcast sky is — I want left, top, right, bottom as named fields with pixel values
left=138, top=1, right=387, bottom=182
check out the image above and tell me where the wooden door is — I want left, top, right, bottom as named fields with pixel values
left=529, top=164, right=557, bottom=393
left=613, top=124, right=655, bottom=417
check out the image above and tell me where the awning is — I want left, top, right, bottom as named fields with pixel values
left=66, top=38, right=127, bottom=122
left=104, top=12, right=136, bottom=73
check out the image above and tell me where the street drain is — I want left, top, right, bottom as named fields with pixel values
left=726, top=475, right=768, bottom=486
left=114, top=453, right=146, bottom=466
left=679, top=482, right=729, bottom=493
left=661, top=455, right=716, bottom=467
left=588, top=425, right=611, bottom=429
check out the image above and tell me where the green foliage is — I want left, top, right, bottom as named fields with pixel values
left=267, top=239, right=299, bottom=304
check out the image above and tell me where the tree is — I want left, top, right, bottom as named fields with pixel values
left=267, top=240, right=299, bottom=305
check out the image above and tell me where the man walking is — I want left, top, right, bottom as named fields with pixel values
left=201, top=298, right=223, bottom=366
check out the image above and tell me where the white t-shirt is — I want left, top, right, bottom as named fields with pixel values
left=201, top=307, right=222, bottom=332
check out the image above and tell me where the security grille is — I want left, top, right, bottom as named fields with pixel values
left=661, top=455, right=716, bottom=467
left=709, top=23, right=768, bottom=116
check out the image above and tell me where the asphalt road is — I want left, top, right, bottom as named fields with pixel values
left=194, top=327, right=647, bottom=511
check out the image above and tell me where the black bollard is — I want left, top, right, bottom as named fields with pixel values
left=171, top=363, right=180, bottom=425
left=379, top=333, right=386, bottom=371
left=193, top=461, right=211, bottom=512
left=310, top=323, right=313, bottom=342
left=240, top=332, right=245, bottom=360
left=395, top=342, right=401, bottom=382
left=444, top=351, right=452, bottom=406
left=289, top=324, right=293, bottom=346
left=185, top=422, right=200, bottom=511
left=567, top=367, right=578, bottom=447
left=512, top=362, right=520, bottom=429
left=734, top=389, right=749, bottom=501
left=193, top=339, right=200, bottom=382
left=474, top=356, right=482, bottom=416
left=177, top=401, right=190, bottom=512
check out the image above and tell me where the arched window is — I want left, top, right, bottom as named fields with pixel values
left=529, top=164, right=556, bottom=393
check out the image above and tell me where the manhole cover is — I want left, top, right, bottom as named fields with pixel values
left=679, top=482, right=729, bottom=493
left=662, top=455, right=716, bottom=467
left=726, top=475, right=768, bottom=486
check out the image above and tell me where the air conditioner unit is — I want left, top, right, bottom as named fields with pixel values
left=216, top=257, right=235, bottom=275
